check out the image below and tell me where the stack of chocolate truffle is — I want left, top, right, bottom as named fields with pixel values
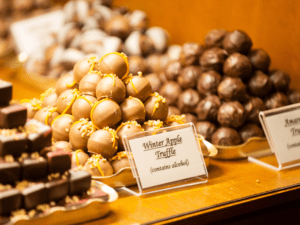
left=22, top=52, right=189, bottom=179
left=0, top=0, right=53, bottom=57
left=150, top=29, right=300, bottom=146
left=26, top=0, right=170, bottom=79
left=0, top=80, right=91, bottom=219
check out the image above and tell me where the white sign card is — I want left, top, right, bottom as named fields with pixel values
left=122, top=123, right=208, bottom=195
left=253, top=103, right=300, bottom=170
left=10, top=10, right=64, bottom=55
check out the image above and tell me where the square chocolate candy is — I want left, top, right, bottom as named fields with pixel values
left=24, top=119, right=52, bottom=153
left=0, top=187, right=22, bottom=216
left=0, top=80, right=12, bottom=106
left=45, top=177, right=69, bottom=202
left=68, top=170, right=91, bottom=196
left=20, top=156, right=48, bottom=181
left=0, top=104, right=27, bottom=129
left=47, top=150, right=71, bottom=174
left=0, top=157, right=21, bottom=184
left=0, top=132, right=27, bottom=157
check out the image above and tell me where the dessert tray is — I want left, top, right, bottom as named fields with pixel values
left=0, top=181, right=118, bottom=225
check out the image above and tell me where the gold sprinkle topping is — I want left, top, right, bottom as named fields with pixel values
left=116, top=121, right=144, bottom=133
left=103, top=127, right=119, bottom=149
left=0, top=184, right=12, bottom=191
left=165, top=115, right=187, bottom=125
left=16, top=181, right=30, bottom=190
left=103, top=73, right=117, bottom=87
left=40, top=88, right=56, bottom=101
left=4, top=155, right=14, bottom=162
left=31, top=152, right=40, bottom=159
left=144, top=120, right=164, bottom=129
left=73, top=119, right=96, bottom=137
left=36, top=204, right=50, bottom=212
left=111, top=151, right=128, bottom=161
left=150, top=92, right=166, bottom=115
left=87, top=154, right=105, bottom=177
left=66, top=80, right=77, bottom=88
left=21, top=98, right=42, bottom=110
left=0, top=128, right=18, bottom=136
left=28, top=210, right=37, bottom=218
left=11, top=209, right=27, bottom=217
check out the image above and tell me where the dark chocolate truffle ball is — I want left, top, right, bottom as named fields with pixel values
left=239, top=123, right=264, bottom=142
left=40, top=88, right=58, bottom=108
left=96, top=74, right=126, bottom=103
left=269, top=70, right=291, bottom=92
left=177, top=89, right=201, bottom=114
left=204, top=29, right=228, bottom=48
left=51, top=114, right=75, bottom=142
left=159, top=81, right=182, bottom=106
left=85, top=154, right=113, bottom=176
left=144, top=92, right=169, bottom=121
left=248, top=48, right=271, bottom=73
left=91, top=99, right=122, bottom=129
left=212, top=127, right=242, bottom=146
left=111, top=151, right=131, bottom=173
left=244, top=97, right=266, bottom=125
left=217, top=101, right=245, bottom=128
left=222, top=30, right=252, bottom=55
left=116, top=121, right=144, bottom=151
left=73, top=57, right=96, bottom=82
left=264, top=92, right=289, bottom=110
left=200, top=47, right=228, bottom=73
left=120, top=97, right=145, bottom=123
left=79, top=72, right=102, bottom=97
left=128, top=56, right=147, bottom=74
left=145, top=73, right=163, bottom=93
left=218, top=77, right=247, bottom=102
left=223, top=52, right=252, bottom=79
left=72, top=150, right=89, bottom=167
left=287, top=89, right=300, bottom=104
left=168, top=106, right=181, bottom=116
left=124, top=74, right=152, bottom=102
left=195, top=95, right=221, bottom=122
left=195, top=121, right=217, bottom=142
left=55, top=72, right=78, bottom=96
left=33, top=106, right=60, bottom=126
left=69, top=119, right=95, bottom=151
left=72, top=95, right=97, bottom=121
left=87, top=128, right=118, bottom=158
left=165, top=60, right=182, bottom=81
left=248, top=70, right=272, bottom=98
left=184, top=113, right=198, bottom=126
left=180, top=42, right=204, bottom=66
left=197, top=70, right=221, bottom=96
left=178, top=66, right=202, bottom=89
left=57, top=89, right=79, bottom=115
left=53, top=141, right=73, bottom=152
left=105, top=15, right=131, bottom=40
left=146, top=54, right=169, bottom=73
left=96, top=52, right=129, bottom=79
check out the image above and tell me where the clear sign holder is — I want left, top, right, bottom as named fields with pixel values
left=121, top=123, right=208, bottom=196
left=248, top=103, right=300, bottom=171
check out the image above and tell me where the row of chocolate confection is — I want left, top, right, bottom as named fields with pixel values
left=26, top=0, right=170, bottom=78
left=144, top=29, right=300, bottom=146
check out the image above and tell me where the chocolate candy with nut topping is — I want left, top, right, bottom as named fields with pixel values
left=212, top=127, right=242, bottom=146
left=120, top=97, right=145, bottom=123
left=91, top=99, right=121, bottom=129
left=55, top=72, right=78, bottom=96
left=264, top=92, right=289, bottom=110
left=180, top=42, right=204, bottom=66
left=0, top=186, right=22, bottom=216
left=168, top=106, right=180, bottom=116
left=204, top=29, right=228, bottom=48
left=269, top=70, right=291, bottom=92
left=239, top=123, right=264, bottom=142
left=197, top=70, right=221, bottom=96
left=144, top=92, right=169, bottom=121
left=177, top=89, right=201, bottom=114
left=85, top=154, right=113, bottom=177
left=69, top=119, right=96, bottom=151
left=223, top=52, right=252, bottom=79
left=95, top=52, right=129, bottom=79
left=0, top=104, right=27, bottom=129
left=165, top=60, right=182, bottom=81
left=248, top=70, right=272, bottom=98
left=0, top=80, right=12, bottom=106
left=53, top=141, right=73, bottom=153
left=116, top=121, right=144, bottom=151
left=20, top=98, right=41, bottom=119
left=33, top=106, right=59, bottom=126
left=145, top=73, right=163, bottom=93
left=72, top=95, right=96, bottom=121
left=248, top=48, right=271, bottom=73
left=40, top=88, right=58, bottom=108
left=244, top=97, right=265, bottom=125
left=222, top=30, right=252, bottom=55
left=218, top=101, right=245, bottom=128
left=51, top=114, right=75, bottom=142
left=96, top=74, right=126, bottom=103
left=0, top=156, right=21, bottom=184
left=57, top=89, right=79, bottom=115
left=71, top=150, right=89, bottom=167
left=200, top=47, right=228, bottom=73
left=159, top=81, right=182, bottom=106
left=124, top=73, right=152, bottom=102
left=79, top=72, right=102, bottom=97
left=218, top=77, right=247, bottom=102
left=19, top=153, right=48, bottom=181
left=88, top=127, right=118, bottom=158
left=0, top=130, right=27, bottom=157
left=195, top=121, right=216, bottom=142
left=68, top=169, right=91, bottom=195
left=73, top=57, right=97, bottom=82
left=45, top=175, right=68, bottom=202
left=111, top=151, right=131, bottom=174
left=196, top=95, right=221, bottom=122
left=47, top=150, right=71, bottom=174
left=178, top=66, right=202, bottom=89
